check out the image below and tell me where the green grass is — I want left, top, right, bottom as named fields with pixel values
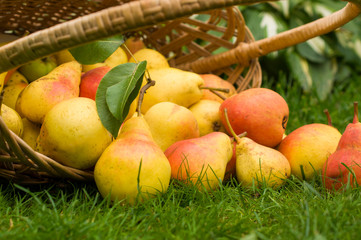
left=1, top=72, right=361, bottom=239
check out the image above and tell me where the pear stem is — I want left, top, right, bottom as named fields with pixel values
left=199, top=86, right=230, bottom=93
left=323, top=109, right=333, bottom=126
left=209, top=89, right=227, bottom=101
left=224, top=108, right=243, bottom=144
left=136, top=77, right=155, bottom=116
left=353, top=101, right=359, bottom=124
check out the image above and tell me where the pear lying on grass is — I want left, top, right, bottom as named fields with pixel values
left=165, top=132, right=233, bottom=191
left=94, top=115, right=171, bottom=205
left=223, top=109, right=291, bottom=189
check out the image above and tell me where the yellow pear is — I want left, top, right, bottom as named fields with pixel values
left=165, top=132, right=233, bottom=190
left=141, top=67, right=204, bottom=113
left=1, top=104, right=23, bottom=137
left=53, top=49, right=76, bottom=65
left=128, top=48, right=169, bottom=70
left=0, top=72, right=6, bottom=93
left=94, top=115, right=171, bottom=204
left=82, top=47, right=128, bottom=72
left=5, top=71, right=28, bottom=85
left=144, top=102, right=200, bottom=151
left=16, top=61, right=82, bottom=124
left=21, top=118, right=41, bottom=149
left=224, top=109, right=290, bottom=188
left=189, top=99, right=226, bottom=136
left=36, top=97, right=113, bottom=170
left=2, top=83, right=28, bottom=110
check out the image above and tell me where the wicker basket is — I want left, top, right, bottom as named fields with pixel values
left=0, top=0, right=360, bottom=185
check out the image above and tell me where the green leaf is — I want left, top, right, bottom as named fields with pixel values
left=296, top=37, right=329, bottom=63
left=309, top=58, right=337, bottom=101
left=106, top=61, right=146, bottom=121
left=69, top=34, right=124, bottom=65
left=286, top=51, right=312, bottom=92
left=95, top=61, right=146, bottom=138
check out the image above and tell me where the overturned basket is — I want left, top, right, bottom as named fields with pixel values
left=0, top=0, right=360, bottom=184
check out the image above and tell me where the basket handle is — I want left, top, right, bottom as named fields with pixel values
left=0, top=0, right=276, bottom=73
left=182, top=2, right=361, bottom=73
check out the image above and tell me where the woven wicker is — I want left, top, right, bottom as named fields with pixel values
left=0, top=0, right=360, bottom=184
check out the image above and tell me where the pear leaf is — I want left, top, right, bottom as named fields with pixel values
left=95, top=62, right=146, bottom=138
left=106, top=61, right=146, bottom=121
left=69, top=34, right=124, bottom=65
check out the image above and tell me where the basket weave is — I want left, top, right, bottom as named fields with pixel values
left=0, top=0, right=360, bottom=184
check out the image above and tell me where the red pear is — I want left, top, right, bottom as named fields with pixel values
left=80, top=66, right=111, bottom=100
left=219, top=88, right=289, bottom=148
left=323, top=102, right=361, bottom=190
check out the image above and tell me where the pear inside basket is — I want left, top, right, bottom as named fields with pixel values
left=0, top=0, right=360, bottom=187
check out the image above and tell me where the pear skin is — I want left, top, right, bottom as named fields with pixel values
left=128, top=48, right=169, bottom=70
left=21, top=118, right=41, bottom=149
left=2, top=82, right=28, bottom=110
left=1, top=104, right=23, bottom=137
left=36, top=97, right=113, bottom=170
left=189, top=99, right=226, bottom=136
left=219, top=88, right=289, bottom=148
left=165, top=132, right=233, bottom=190
left=278, top=123, right=341, bottom=180
left=236, top=136, right=291, bottom=188
left=144, top=102, right=200, bottom=151
left=16, top=61, right=82, bottom=124
left=94, top=115, right=171, bottom=204
left=141, top=68, right=204, bottom=113
left=322, top=102, right=361, bottom=190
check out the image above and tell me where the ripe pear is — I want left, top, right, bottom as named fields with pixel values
left=5, top=71, right=28, bottom=85
left=16, top=61, right=82, bottom=124
left=53, top=49, right=76, bottom=65
left=82, top=47, right=128, bottom=72
left=223, top=109, right=290, bottom=188
left=224, top=137, right=237, bottom=181
left=1, top=104, right=23, bottom=137
left=144, top=102, right=199, bottom=151
left=18, top=56, right=58, bottom=82
left=36, top=97, right=113, bottom=170
left=278, top=123, right=341, bottom=180
left=189, top=99, right=226, bottom=136
left=21, top=118, right=41, bottom=149
left=80, top=66, right=111, bottom=100
left=165, top=132, right=233, bottom=190
left=128, top=48, right=169, bottom=70
left=2, top=83, right=28, bottom=110
left=323, top=102, right=361, bottom=190
left=122, top=37, right=146, bottom=59
left=141, top=68, right=204, bottom=113
left=219, top=88, right=289, bottom=148
left=200, top=74, right=237, bottom=102
left=94, top=115, right=171, bottom=204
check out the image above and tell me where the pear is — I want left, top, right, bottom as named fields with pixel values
left=82, top=47, right=128, bottom=73
left=36, top=97, right=113, bottom=170
left=223, top=109, right=291, bottom=188
left=189, top=99, right=226, bottom=136
left=165, top=132, right=233, bottom=190
left=278, top=122, right=341, bottom=180
left=5, top=71, right=28, bottom=85
left=200, top=74, right=237, bottom=103
left=16, top=61, right=82, bottom=124
left=128, top=48, right=169, bottom=70
left=2, top=83, right=28, bottom=110
left=323, top=102, right=361, bottom=190
left=21, top=118, right=41, bottom=149
left=1, top=104, right=23, bottom=137
left=219, top=88, right=289, bottom=148
left=122, top=37, right=146, bottom=60
left=144, top=102, right=199, bottom=151
left=53, top=49, right=76, bottom=65
left=94, top=115, right=171, bottom=204
left=141, top=67, right=204, bottom=113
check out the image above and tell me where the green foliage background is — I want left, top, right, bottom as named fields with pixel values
left=240, top=0, right=361, bottom=101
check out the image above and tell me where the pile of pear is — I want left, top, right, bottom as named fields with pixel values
left=0, top=38, right=352, bottom=205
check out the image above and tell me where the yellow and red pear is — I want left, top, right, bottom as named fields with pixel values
left=165, top=132, right=233, bottom=191
left=323, top=102, right=361, bottom=190
left=219, top=88, right=289, bottom=148
left=94, top=115, right=171, bottom=204
left=16, top=61, right=82, bottom=124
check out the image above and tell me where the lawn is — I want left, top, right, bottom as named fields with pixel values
left=1, top=72, right=361, bottom=240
